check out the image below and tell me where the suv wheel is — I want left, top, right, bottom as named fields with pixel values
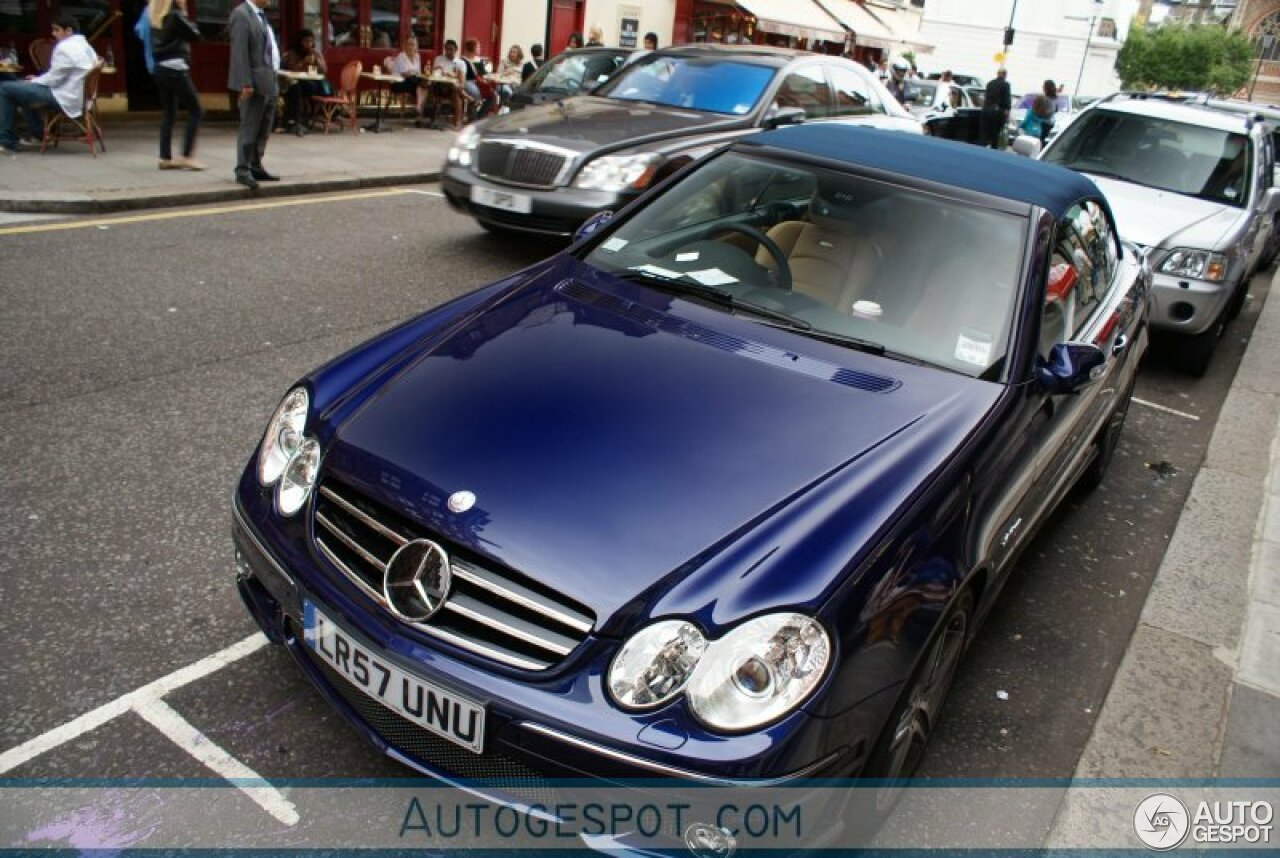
left=1177, top=309, right=1225, bottom=376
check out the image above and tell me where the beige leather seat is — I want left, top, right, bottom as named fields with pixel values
left=753, top=197, right=877, bottom=312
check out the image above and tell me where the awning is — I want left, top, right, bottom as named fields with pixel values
left=735, top=0, right=846, bottom=44
left=814, top=0, right=897, bottom=50
left=862, top=2, right=935, bottom=53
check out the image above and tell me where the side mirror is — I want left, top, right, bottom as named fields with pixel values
left=763, top=106, right=806, bottom=129
left=573, top=210, right=614, bottom=244
left=1037, top=342, right=1106, bottom=394
left=1010, top=134, right=1042, bottom=158
left=1263, top=186, right=1280, bottom=214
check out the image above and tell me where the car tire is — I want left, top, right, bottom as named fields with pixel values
left=861, top=589, right=974, bottom=816
left=1226, top=276, right=1249, bottom=322
left=1080, top=377, right=1135, bottom=491
left=1260, top=217, right=1280, bottom=271
left=1177, top=309, right=1225, bottom=377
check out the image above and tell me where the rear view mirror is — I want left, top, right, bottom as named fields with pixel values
left=1263, top=186, right=1280, bottom=214
left=1037, top=342, right=1106, bottom=394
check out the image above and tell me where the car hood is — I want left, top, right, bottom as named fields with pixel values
left=323, top=265, right=997, bottom=627
left=479, top=95, right=741, bottom=153
left=1086, top=175, right=1240, bottom=250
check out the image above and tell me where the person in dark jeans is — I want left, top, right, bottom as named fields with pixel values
left=281, top=29, right=329, bottom=135
left=150, top=0, right=203, bottom=169
left=980, top=67, right=1011, bottom=149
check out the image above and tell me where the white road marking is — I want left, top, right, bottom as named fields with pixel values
left=1132, top=397, right=1201, bottom=422
left=134, top=696, right=300, bottom=825
left=400, top=188, right=445, bottom=197
left=0, top=632, right=296, bottom=824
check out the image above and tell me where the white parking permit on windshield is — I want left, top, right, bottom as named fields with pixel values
left=686, top=268, right=739, bottom=286
left=630, top=263, right=683, bottom=279
left=676, top=251, right=700, bottom=262
left=601, top=237, right=628, bottom=252
left=955, top=330, right=994, bottom=366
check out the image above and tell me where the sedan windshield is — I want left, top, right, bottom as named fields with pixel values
left=583, top=152, right=1027, bottom=378
left=1043, top=110, right=1251, bottom=207
left=593, top=55, right=777, bottom=115
left=527, top=51, right=628, bottom=95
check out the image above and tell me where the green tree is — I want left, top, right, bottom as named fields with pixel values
left=1116, top=23, right=1254, bottom=94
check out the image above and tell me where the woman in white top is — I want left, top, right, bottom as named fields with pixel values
left=384, top=34, right=427, bottom=113
left=490, top=44, right=523, bottom=110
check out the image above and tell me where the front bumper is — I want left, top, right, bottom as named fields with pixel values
left=231, top=479, right=856, bottom=801
left=1148, top=270, right=1234, bottom=336
left=441, top=164, right=634, bottom=236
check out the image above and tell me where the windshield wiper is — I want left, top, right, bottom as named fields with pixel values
left=613, top=270, right=886, bottom=356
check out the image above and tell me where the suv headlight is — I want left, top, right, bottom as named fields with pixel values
left=606, top=613, right=831, bottom=731
left=257, top=387, right=321, bottom=517
left=447, top=124, right=481, bottom=166
left=1158, top=248, right=1228, bottom=282
left=573, top=154, right=661, bottom=192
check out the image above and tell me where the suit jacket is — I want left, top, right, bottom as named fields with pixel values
left=227, top=1, right=277, bottom=97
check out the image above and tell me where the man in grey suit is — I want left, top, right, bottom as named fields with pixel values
left=227, top=0, right=280, bottom=189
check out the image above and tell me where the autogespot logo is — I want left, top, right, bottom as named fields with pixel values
left=1135, top=793, right=1191, bottom=851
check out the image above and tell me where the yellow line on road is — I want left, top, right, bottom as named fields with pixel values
left=0, top=187, right=415, bottom=236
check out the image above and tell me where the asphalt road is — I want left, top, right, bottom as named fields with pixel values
left=0, top=186, right=1268, bottom=823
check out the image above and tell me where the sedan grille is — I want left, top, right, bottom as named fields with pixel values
left=313, top=479, right=594, bottom=671
left=475, top=142, right=568, bottom=188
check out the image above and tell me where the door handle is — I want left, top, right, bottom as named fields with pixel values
left=1112, top=333, right=1128, bottom=356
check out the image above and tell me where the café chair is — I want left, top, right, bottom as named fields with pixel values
left=312, top=60, right=362, bottom=133
left=29, top=38, right=53, bottom=73
left=40, top=60, right=105, bottom=156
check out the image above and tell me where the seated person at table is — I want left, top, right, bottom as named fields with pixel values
left=521, top=43, right=543, bottom=82
left=281, top=29, right=329, bottom=136
left=384, top=34, right=427, bottom=113
left=491, top=44, right=523, bottom=109
left=432, top=38, right=465, bottom=82
left=460, top=37, right=495, bottom=119
left=0, top=15, right=97, bottom=154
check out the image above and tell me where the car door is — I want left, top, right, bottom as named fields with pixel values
left=984, top=200, right=1138, bottom=572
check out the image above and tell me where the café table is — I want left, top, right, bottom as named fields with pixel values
left=359, top=69, right=403, bottom=133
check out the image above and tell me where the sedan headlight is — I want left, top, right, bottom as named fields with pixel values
left=573, top=154, right=661, bottom=192
left=607, top=613, right=831, bottom=731
left=686, top=614, right=830, bottom=732
left=447, top=124, right=481, bottom=166
left=277, top=438, right=321, bottom=516
left=258, top=387, right=309, bottom=486
left=1158, top=248, right=1228, bottom=282
left=608, top=620, right=707, bottom=709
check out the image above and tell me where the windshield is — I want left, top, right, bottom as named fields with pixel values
left=1044, top=110, right=1251, bottom=207
left=582, top=152, right=1027, bottom=378
left=593, top=55, right=777, bottom=115
left=526, top=51, right=627, bottom=95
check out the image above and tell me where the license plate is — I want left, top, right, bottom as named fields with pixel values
left=303, top=601, right=485, bottom=753
left=471, top=185, right=532, bottom=213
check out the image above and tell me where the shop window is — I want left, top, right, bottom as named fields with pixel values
left=370, top=0, right=399, bottom=48
left=411, top=0, right=439, bottom=49
left=58, top=0, right=111, bottom=36
left=193, top=0, right=236, bottom=40
left=329, top=2, right=358, bottom=46
left=1, top=0, right=39, bottom=34
left=302, top=0, right=322, bottom=41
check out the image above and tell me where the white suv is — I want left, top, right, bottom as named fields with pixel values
left=1041, top=94, right=1279, bottom=374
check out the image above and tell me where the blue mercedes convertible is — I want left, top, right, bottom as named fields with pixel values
left=232, top=126, right=1148, bottom=834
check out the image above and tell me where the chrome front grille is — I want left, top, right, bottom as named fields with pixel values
left=475, top=141, right=569, bottom=188
left=313, top=480, right=594, bottom=671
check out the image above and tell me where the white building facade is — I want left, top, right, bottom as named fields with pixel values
left=918, top=0, right=1140, bottom=98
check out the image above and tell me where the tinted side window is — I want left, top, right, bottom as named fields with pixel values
left=828, top=66, right=884, bottom=117
left=775, top=66, right=832, bottom=120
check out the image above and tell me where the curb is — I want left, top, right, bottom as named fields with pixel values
left=0, top=171, right=441, bottom=215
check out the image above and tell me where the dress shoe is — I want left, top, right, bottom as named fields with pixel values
left=250, top=168, right=280, bottom=181
left=159, top=159, right=177, bottom=170
left=235, top=172, right=260, bottom=190
left=175, top=157, right=207, bottom=171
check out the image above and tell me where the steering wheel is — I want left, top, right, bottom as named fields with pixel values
left=701, top=222, right=793, bottom=292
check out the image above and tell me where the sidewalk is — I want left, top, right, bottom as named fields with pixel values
left=1049, top=266, right=1280, bottom=842
left=0, top=115, right=453, bottom=213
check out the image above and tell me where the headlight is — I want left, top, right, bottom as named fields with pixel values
left=686, top=614, right=830, bottom=732
left=572, top=154, right=661, bottom=192
left=258, top=387, right=308, bottom=486
left=447, top=124, right=481, bottom=166
left=608, top=620, right=707, bottom=710
left=277, top=437, right=321, bottom=516
left=1158, top=248, right=1228, bottom=282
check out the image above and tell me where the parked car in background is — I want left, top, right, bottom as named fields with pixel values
left=442, top=45, right=918, bottom=237
left=964, top=85, right=985, bottom=108
left=1205, top=98, right=1280, bottom=268
left=1042, top=93, right=1279, bottom=374
left=926, top=71, right=985, bottom=88
left=507, top=47, right=632, bottom=111
left=235, top=127, right=1147, bottom=849
left=904, top=79, right=973, bottom=119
